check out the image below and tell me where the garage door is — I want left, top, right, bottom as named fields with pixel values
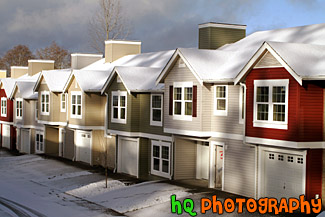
left=264, top=151, right=304, bottom=199
left=2, top=124, right=10, bottom=149
left=76, top=131, right=91, bottom=164
left=21, top=129, right=30, bottom=154
left=118, top=137, right=138, bottom=177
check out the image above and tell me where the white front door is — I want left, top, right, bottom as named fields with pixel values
left=263, top=151, right=305, bottom=199
left=2, top=124, right=10, bottom=149
left=35, top=131, right=44, bottom=154
left=21, top=129, right=30, bottom=154
left=196, top=142, right=209, bottom=180
left=118, top=137, right=139, bottom=177
left=76, top=131, right=91, bottom=164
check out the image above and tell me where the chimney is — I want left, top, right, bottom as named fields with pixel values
left=71, top=53, right=103, bottom=69
left=28, top=60, right=54, bottom=76
left=11, top=66, right=28, bottom=78
left=105, top=40, right=141, bottom=63
left=198, top=22, right=246, bottom=50
left=0, top=70, right=7, bottom=78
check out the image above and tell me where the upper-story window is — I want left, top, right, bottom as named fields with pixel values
left=16, top=99, right=23, bottom=119
left=214, top=85, right=228, bottom=116
left=71, top=92, right=82, bottom=119
left=1, top=97, right=7, bottom=117
left=111, top=91, right=127, bottom=124
left=254, top=79, right=289, bottom=129
left=41, top=91, right=50, bottom=116
left=173, top=82, right=193, bottom=121
left=61, top=93, right=67, bottom=112
left=150, top=94, right=163, bottom=126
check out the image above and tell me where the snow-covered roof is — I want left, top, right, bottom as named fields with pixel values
left=104, top=67, right=164, bottom=94
left=35, top=69, right=72, bottom=92
left=69, top=50, right=174, bottom=92
left=13, top=81, right=38, bottom=99
left=0, top=78, right=16, bottom=98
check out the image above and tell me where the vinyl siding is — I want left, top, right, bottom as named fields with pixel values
left=322, top=150, right=325, bottom=206
left=45, top=126, right=59, bottom=156
left=306, top=149, right=322, bottom=200
left=254, top=51, right=282, bottom=68
left=63, top=128, right=74, bottom=160
left=139, top=137, right=149, bottom=178
left=164, top=58, right=202, bottom=132
left=174, top=138, right=196, bottom=180
left=67, top=77, right=85, bottom=126
left=84, top=93, right=105, bottom=126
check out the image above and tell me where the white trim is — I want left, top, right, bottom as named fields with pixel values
left=239, top=85, right=245, bottom=124
left=1, top=97, right=7, bottom=117
left=253, top=79, right=289, bottom=130
left=107, top=129, right=172, bottom=142
left=40, top=91, right=50, bottom=116
left=59, top=128, right=65, bottom=157
left=257, top=146, right=306, bottom=198
left=75, top=130, right=93, bottom=165
left=111, top=91, right=127, bottom=124
left=61, top=93, right=67, bottom=112
left=117, top=136, right=139, bottom=178
left=102, top=68, right=131, bottom=95
left=151, top=140, right=171, bottom=179
left=68, top=124, right=105, bottom=130
left=246, top=136, right=325, bottom=149
left=214, top=85, right=228, bottom=116
left=234, top=42, right=302, bottom=85
left=14, top=124, right=44, bottom=131
left=150, top=94, right=163, bottom=127
left=15, top=98, right=23, bottom=119
left=10, top=66, right=28, bottom=69
left=70, top=91, right=82, bottom=119
left=209, top=141, right=225, bottom=190
left=164, top=128, right=244, bottom=140
left=199, top=22, right=246, bottom=30
left=28, top=59, right=54, bottom=63
left=0, top=121, right=14, bottom=125
left=71, top=53, right=103, bottom=57
left=105, top=40, right=141, bottom=45
left=173, top=82, right=193, bottom=121
left=35, top=130, right=45, bottom=154
left=37, top=120, right=67, bottom=126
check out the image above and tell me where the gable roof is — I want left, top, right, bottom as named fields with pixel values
left=235, top=41, right=325, bottom=84
left=0, top=78, right=16, bottom=98
left=9, top=72, right=41, bottom=99
left=34, top=69, right=72, bottom=93
left=103, top=66, right=164, bottom=94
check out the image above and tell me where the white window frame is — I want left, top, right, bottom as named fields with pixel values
left=253, top=79, right=289, bottom=130
left=111, top=91, right=127, bottom=124
left=150, top=94, right=163, bottom=127
left=35, top=101, right=38, bottom=121
left=71, top=91, right=82, bottom=119
left=214, top=85, right=228, bottom=116
left=40, top=91, right=50, bottom=116
left=173, top=82, right=193, bottom=121
left=16, top=98, right=23, bottom=119
left=35, top=130, right=44, bottom=154
left=61, top=93, right=67, bottom=112
left=239, top=85, right=245, bottom=124
left=151, top=140, right=171, bottom=178
left=1, top=97, right=7, bottom=117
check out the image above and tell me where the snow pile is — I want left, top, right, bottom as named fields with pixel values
left=67, top=180, right=126, bottom=199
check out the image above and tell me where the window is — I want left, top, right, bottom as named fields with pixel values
left=297, top=157, right=303, bottom=164
left=150, top=94, right=163, bottom=126
left=151, top=141, right=171, bottom=178
left=253, top=79, right=289, bottom=129
left=239, top=86, right=245, bottom=123
left=214, top=85, right=228, bottom=116
left=16, top=99, right=23, bottom=119
left=35, top=131, right=44, bottom=153
left=287, top=156, right=293, bottom=163
left=35, top=101, right=38, bottom=120
left=71, top=92, right=82, bottom=119
left=41, top=91, right=50, bottom=115
left=61, top=93, right=67, bottom=112
left=269, top=153, right=274, bottom=160
left=173, top=82, right=193, bottom=121
left=111, top=91, right=127, bottom=124
left=278, top=155, right=284, bottom=161
left=1, top=97, right=7, bottom=117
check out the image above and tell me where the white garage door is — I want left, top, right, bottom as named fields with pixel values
left=2, top=124, right=10, bottom=149
left=118, top=137, right=138, bottom=177
left=21, top=129, right=30, bottom=154
left=76, top=131, right=91, bottom=164
left=264, top=151, right=304, bottom=199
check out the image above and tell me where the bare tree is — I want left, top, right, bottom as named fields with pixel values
left=1, top=45, right=35, bottom=76
left=36, top=41, right=70, bottom=69
left=89, top=0, right=130, bottom=53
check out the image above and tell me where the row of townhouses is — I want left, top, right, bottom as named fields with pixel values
left=1, top=22, right=325, bottom=204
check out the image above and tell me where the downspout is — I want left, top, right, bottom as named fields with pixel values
left=171, top=134, right=175, bottom=180
left=240, top=82, right=246, bottom=144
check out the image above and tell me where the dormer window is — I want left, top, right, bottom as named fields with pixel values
left=41, top=91, right=50, bottom=116
left=253, top=79, right=289, bottom=129
left=172, top=82, right=196, bottom=121
left=111, top=91, right=127, bottom=124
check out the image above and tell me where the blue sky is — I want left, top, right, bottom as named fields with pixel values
left=0, top=0, right=324, bottom=55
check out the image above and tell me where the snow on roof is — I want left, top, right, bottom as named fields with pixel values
left=15, top=81, right=38, bottom=99
left=0, top=78, right=16, bottom=97
left=41, top=69, right=72, bottom=92
left=267, top=41, right=325, bottom=79
left=114, top=66, right=164, bottom=93
left=216, top=23, right=325, bottom=80
left=73, top=70, right=109, bottom=92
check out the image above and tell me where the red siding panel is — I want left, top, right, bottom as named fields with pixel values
left=246, top=67, right=324, bottom=142
left=306, top=149, right=322, bottom=200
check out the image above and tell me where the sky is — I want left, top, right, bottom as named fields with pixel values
left=0, top=0, right=324, bottom=56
